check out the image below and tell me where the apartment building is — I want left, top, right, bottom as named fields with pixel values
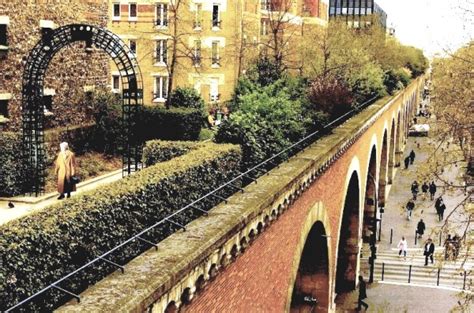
left=108, top=0, right=329, bottom=107
left=328, top=0, right=387, bottom=29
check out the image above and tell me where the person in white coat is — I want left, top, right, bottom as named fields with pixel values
left=398, top=236, right=408, bottom=259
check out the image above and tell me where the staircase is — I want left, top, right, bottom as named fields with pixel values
left=369, top=248, right=473, bottom=291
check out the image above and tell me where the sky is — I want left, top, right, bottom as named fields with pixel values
left=376, top=0, right=473, bottom=58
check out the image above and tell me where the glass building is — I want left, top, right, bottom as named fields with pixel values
left=328, top=0, right=387, bottom=29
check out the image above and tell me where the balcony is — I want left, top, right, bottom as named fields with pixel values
left=211, top=20, right=221, bottom=30
left=211, top=56, right=221, bottom=68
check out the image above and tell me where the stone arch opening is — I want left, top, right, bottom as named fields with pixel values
left=22, top=24, right=143, bottom=195
left=335, top=171, right=360, bottom=293
left=388, top=119, right=396, bottom=183
left=378, top=131, right=388, bottom=208
left=164, top=301, right=178, bottom=313
left=290, top=221, right=329, bottom=312
left=395, top=111, right=402, bottom=167
left=363, top=146, right=378, bottom=244
left=195, top=274, right=205, bottom=293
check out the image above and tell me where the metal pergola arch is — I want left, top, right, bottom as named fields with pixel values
left=22, top=24, right=143, bottom=195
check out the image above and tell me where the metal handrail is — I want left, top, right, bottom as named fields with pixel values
left=5, top=95, right=379, bottom=311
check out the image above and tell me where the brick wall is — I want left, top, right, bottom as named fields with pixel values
left=0, top=0, right=109, bottom=131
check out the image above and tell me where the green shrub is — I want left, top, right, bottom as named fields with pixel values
left=384, top=68, right=412, bottom=95
left=0, top=132, right=27, bottom=196
left=0, top=142, right=241, bottom=311
left=142, top=140, right=198, bottom=166
left=215, top=78, right=308, bottom=170
left=44, top=123, right=97, bottom=164
left=170, top=87, right=206, bottom=116
left=139, top=106, right=202, bottom=141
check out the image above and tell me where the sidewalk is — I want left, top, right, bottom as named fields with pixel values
left=335, top=282, right=463, bottom=312
left=0, top=169, right=123, bottom=226
left=378, top=129, right=471, bottom=252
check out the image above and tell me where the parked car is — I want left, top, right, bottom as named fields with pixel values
left=409, top=124, right=430, bottom=136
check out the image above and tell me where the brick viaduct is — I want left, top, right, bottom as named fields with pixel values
left=58, top=78, right=424, bottom=313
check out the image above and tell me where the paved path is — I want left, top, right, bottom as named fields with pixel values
left=0, top=169, right=123, bottom=226
left=340, top=111, right=473, bottom=311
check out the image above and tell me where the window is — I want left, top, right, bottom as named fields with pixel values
left=194, top=4, right=202, bottom=29
left=212, top=5, right=221, bottom=28
left=155, top=39, right=167, bottom=64
left=154, top=76, right=168, bottom=101
left=42, top=95, right=53, bottom=116
left=156, top=3, right=168, bottom=26
left=0, top=24, right=6, bottom=47
left=112, top=75, right=120, bottom=91
left=211, top=41, right=220, bottom=66
left=0, top=16, right=9, bottom=48
left=113, top=3, right=121, bottom=20
left=0, top=100, right=8, bottom=117
left=129, top=40, right=137, bottom=56
left=129, top=3, right=137, bottom=19
left=193, top=40, right=201, bottom=66
left=261, top=0, right=271, bottom=11
left=260, top=19, right=268, bottom=36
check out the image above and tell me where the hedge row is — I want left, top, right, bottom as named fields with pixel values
left=0, top=142, right=241, bottom=311
left=142, top=140, right=199, bottom=167
left=138, top=106, right=203, bottom=141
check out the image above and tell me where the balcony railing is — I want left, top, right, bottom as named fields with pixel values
left=212, top=20, right=221, bottom=28
left=211, top=56, right=220, bottom=66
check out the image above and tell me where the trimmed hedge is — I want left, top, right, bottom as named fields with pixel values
left=139, top=106, right=202, bottom=141
left=0, top=132, right=27, bottom=196
left=142, top=140, right=198, bottom=167
left=0, top=142, right=241, bottom=311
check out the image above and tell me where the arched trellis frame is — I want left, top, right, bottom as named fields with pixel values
left=22, top=24, right=143, bottom=195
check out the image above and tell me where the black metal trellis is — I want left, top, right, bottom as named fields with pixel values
left=22, top=24, right=143, bottom=196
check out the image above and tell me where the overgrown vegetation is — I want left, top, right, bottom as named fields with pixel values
left=0, top=142, right=241, bottom=311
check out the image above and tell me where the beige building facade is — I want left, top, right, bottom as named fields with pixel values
left=107, top=0, right=329, bottom=107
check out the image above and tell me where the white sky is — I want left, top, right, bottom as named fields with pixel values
left=376, top=0, right=473, bottom=58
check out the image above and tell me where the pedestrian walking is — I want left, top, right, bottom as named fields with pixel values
left=423, top=238, right=435, bottom=266
left=398, top=236, right=408, bottom=259
left=444, top=234, right=454, bottom=260
left=404, top=156, right=410, bottom=169
left=435, top=196, right=443, bottom=212
left=406, top=199, right=415, bottom=220
left=437, top=202, right=446, bottom=222
left=417, top=219, right=426, bottom=238
left=411, top=181, right=419, bottom=200
left=356, top=275, right=369, bottom=311
left=429, top=181, right=437, bottom=200
left=409, top=149, right=416, bottom=164
left=55, top=142, right=77, bottom=200
left=421, top=182, right=429, bottom=199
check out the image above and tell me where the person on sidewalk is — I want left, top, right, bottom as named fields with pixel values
left=55, top=142, right=77, bottom=200
left=398, top=236, right=408, bottom=259
left=411, top=181, right=419, bottom=200
left=404, top=156, right=410, bottom=169
left=424, top=238, right=435, bottom=266
left=406, top=199, right=415, bottom=220
left=356, top=275, right=369, bottom=311
left=435, top=196, right=444, bottom=212
left=437, top=201, right=446, bottom=222
left=409, top=149, right=416, bottom=164
left=417, top=219, right=426, bottom=238
left=421, top=182, right=429, bottom=200
left=429, top=181, right=437, bottom=200
left=444, top=234, right=454, bottom=260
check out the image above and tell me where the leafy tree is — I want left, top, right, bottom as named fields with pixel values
left=346, top=62, right=387, bottom=103
left=306, top=76, right=353, bottom=120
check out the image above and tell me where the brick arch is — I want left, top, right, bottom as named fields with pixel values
left=395, top=110, right=402, bottom=166
left=334, top=155, right=362, bottom=295
left=363, top=144, right=378, bottom=245
left=285, top=202, right=333, bottom=312
left=388, top=118, right=396, bottom=183
left=378, top=129, right=389, bottom=207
